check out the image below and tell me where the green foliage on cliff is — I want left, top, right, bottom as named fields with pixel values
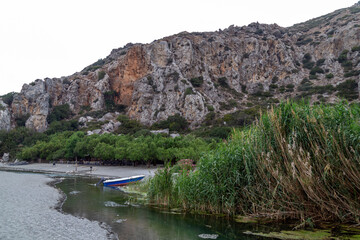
left=104, top=91, right=126, bottom=112
left=152, top=114, right=189, bottom=132
left=47, top=104, right=72, bottom=124
left=98, top=70, right=106, bottom=80
left=0, top=92, right=16, bottom=106
left=15, top=114, right=30, bottom=127
left=189, top=76, right=204, bottom=87
left=82, top=59, right=105, bottom=72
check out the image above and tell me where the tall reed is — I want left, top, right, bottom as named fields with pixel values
left=148, top=101, right=360, bottom=224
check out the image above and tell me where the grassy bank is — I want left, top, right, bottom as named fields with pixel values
left=148, top=101, right=360, bottom=225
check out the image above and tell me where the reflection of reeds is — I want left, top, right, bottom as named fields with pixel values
left=148, top=101, right=360, bottom=224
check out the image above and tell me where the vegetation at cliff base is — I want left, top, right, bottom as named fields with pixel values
left=18, top=132, right=214, bottom=166
left=148, top=101, right=360, bottom=225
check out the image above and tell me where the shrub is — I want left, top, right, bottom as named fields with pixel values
left=45, top=120, right=79, bottom=135
left=286, top=84, right=295, bottom=89
left=83, top=59, right=105, bottom=72
left=303, top=53, right=312, bottom=62
left=98, top=71, right=106, bottom=80
left=316, top=58, right=326, bottom=66
left=219, top=100, right=238, bottom=110
left=47, top=104, right=72, bottom=124
left=189, top=76, right=204, bottom=87
left=116, top=115, right=143, bottom=134
left=302, top=53, right=315, bottom=69
left=133, top=129, right=153, bottom=138
left=338, top=50, right=349, bottom=63
left=207, top=105, right=214, bottom=111
left=15, top=114, right=30, bottom=127
left=309, top=74, right=318, bottom=80
left=341, top=60, right=353, bottom=72
left=272, top=76, right=279, bottom=83
left=310, top=66, right=324, bottom=75
left=152, top=114, right=189, bottom=132
left=298, top=79, right=313, bottom=92
left=252, top=90, right=273, bottom=97
left=104, top=91, right=126, bottom=112
left=243, top=53, right=250, bottom=59
left=241, top=84, right=247, bottom=93
left=193, top=126, right=232, bottom=139
left=351, top=46, right=360, bottom=52
left=167, top=72, right=180, bottom=82
left=269, top=84, right=278, bottom=89
left=336, top=79, right=359, bottom=101
left=296, top=37, right=313, bottom=46
left=204, top=112, right=216, bottom=125
left=279, top=86, right=285, bottom=93
left=326, top=73, right=334, bottom=79
left=184, top=88, right=195, bottom=96
left=0, top=92, right=16, bottom=106
left=63, top=79, right=71, bottom=85
left=218, top=77, right=229, bottom=88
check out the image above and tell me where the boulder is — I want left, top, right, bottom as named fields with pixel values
left=2, top=153, right=9, bottom=162
left=170, top=133, right=180, bottom=138
left=102, top=120, right=121, bottom=132
left=150, top=129, right=169, bottom=135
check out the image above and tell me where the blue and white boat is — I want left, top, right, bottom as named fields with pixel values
left=100, top=175, right=145, bottom=187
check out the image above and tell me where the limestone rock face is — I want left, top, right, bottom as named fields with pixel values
left=11, top=80, right=50, bottom=132
left=0, top=100, right=11, bottom=131
left=4, top=4, right=360, bottom=131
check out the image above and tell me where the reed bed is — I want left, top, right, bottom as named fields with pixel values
left=148, top=101, right=360, bottom=224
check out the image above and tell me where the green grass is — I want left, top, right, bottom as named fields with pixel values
left=147, top=101, right=360, bottom=224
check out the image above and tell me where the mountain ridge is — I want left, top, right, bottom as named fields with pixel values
left=1, top=3, right=360, bottom=132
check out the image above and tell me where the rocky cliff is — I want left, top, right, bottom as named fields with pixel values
left=1, top=3, right=360, bottom=132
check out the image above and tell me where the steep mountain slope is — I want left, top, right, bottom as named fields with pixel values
left=1, top=3, right=360, bottom=132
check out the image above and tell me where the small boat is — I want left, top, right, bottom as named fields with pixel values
left=99, top=175, right=145, bottom=187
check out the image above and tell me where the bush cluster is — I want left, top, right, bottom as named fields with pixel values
left=19, top=132, right=212, bottom=166
left=47, top=104, right=72, bottom=124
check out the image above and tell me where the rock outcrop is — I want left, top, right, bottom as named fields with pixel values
left=3, top=4, right=360, bottom=132
left=0, top=100, right=11, bottom=131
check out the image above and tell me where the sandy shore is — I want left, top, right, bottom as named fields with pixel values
left=0, top=162, right=159, bottom=179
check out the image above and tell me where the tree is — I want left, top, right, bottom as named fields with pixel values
left=94, top=143, right=115, bottom=161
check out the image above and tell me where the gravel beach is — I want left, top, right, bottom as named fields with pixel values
left=0, top=163, right=159, bottom=179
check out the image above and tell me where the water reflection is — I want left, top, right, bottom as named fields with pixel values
left=56, top=177, right=270, bottom=240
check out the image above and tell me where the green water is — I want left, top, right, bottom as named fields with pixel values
left=56, top=176, right=274, bottom=240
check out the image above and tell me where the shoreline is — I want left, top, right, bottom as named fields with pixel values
left=49, top=177, right=118, bottom=240
left=0, top=162, right=159, bottom=179
left=0, top=171, right=113, bottom=240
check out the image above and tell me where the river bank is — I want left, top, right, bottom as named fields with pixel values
left=0, top=171, right=115, bottom=240
left=0, top=162, right=158, bottom=179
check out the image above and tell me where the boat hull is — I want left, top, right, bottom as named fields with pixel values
left=103, top=175, right=145, bottom=187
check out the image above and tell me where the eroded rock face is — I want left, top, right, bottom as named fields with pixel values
left=11, top=80, right=50, bottom=132
left=5, top=5, right=360, bottom=131
left=0, top=100, right=11, bottom=131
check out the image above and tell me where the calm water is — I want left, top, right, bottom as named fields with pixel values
left=0, top=170, right=276, bottom=240
left=56, top=176, right=275, bottom=240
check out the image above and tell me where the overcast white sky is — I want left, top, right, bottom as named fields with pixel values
left=0, top=0, right=356, bottom=95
